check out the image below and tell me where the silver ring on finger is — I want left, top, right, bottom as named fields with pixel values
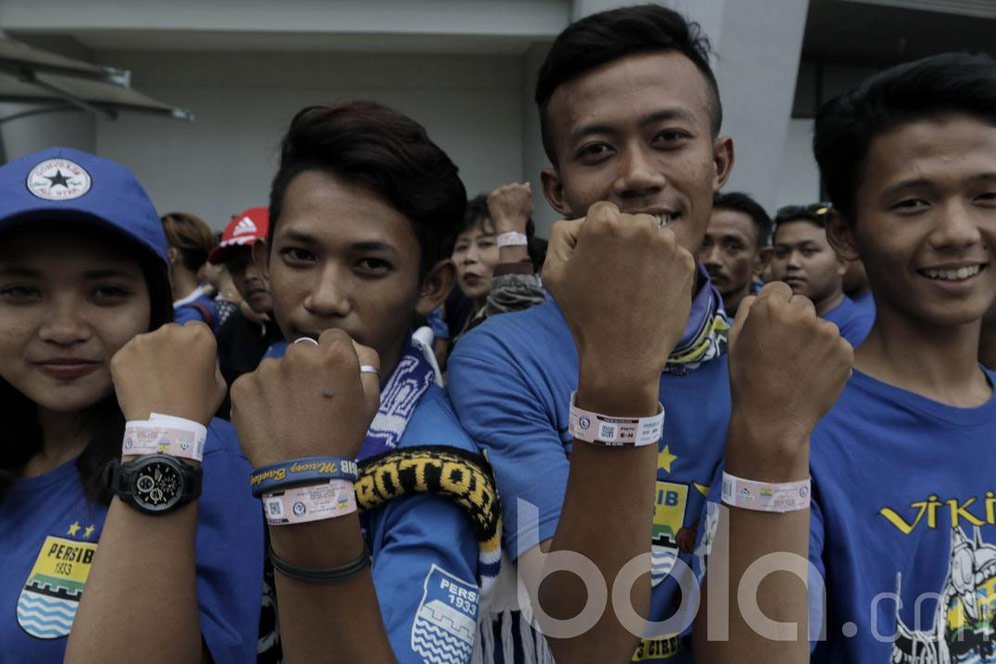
left=359, top=364, right=380, bottom=377
left=293, top=336, right=318, bottom=346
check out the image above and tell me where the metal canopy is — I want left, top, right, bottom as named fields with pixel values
left=0, top=36, right=192, bottom=123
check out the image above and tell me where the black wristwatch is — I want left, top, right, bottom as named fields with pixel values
left=105, top=455, right=203, bottom=515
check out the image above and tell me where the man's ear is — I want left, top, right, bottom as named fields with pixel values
left=712, top=136, right=735, bottom=191
left=167, top=246, right=180, bottom=266
left=541, top=167, right=572, bottom=218
left=251, top=240, right=271, bottom=280
left=415, top=258, right=456, bottom=317
left=826, top=211, right=860, bottom=262
left=756, top=246, right=773, bottom=276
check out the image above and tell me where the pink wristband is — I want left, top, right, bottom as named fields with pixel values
left=568, top=391, right=665, bottom=447
left=122, top=413, right=207, bottom=462
left=721, top=471, right=811, bottom=513
left=263, top=480, right=357, bottom=525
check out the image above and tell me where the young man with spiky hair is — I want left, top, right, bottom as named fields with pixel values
left=713, top=52, right=996, bottom=662
left=448, top=5, right=850, bottom=663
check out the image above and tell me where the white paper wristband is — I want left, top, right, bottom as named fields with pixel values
left=122, top=413, right=207, bottom=462
left=568, top=392, right=665, bottom=447
left=720, top=471, right=811, bottom=513
left=263, top=480, right=358, bottom=525
left=496, top=231, right=528, bottom=248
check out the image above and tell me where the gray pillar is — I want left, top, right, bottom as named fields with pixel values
left=522, top=41, right=555, bottom=237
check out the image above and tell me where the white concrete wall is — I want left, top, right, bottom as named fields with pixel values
left=93, top=50, right=525, bottom=230
left=774, top=118, right=821, bottom=209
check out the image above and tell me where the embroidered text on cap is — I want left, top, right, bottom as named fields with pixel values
left=27, top=159, right=92, bottom=201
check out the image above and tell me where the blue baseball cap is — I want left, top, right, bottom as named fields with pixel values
left=0, top=147, right=168, bottom=265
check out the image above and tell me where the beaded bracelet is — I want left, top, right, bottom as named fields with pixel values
left=250, top=456, right=359, bottom=498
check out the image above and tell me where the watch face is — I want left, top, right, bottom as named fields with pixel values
left=132, top=459, right=184, bottom=512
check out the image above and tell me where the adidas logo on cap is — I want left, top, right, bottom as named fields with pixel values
left=233, top=216, right=257, bottom=236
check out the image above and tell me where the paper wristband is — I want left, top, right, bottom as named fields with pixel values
left=720, top=471, right=811, bottom=513
left=568, top=392, right=665, bottom=447
left=496, top=231, right=528, bottom=248
left=122, top=413, right=207, bottom=462
left=250, top=456, right=359, bottom=498
left=263, top=480, right=357, bottom=525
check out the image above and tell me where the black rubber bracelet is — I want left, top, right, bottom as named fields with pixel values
left=268, top=541, right=370, bottom=584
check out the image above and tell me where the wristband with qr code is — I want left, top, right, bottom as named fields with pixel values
left=250, top=456, right=359, bottom=497
left=496, top=231, right=528, bottom=248
left=568, top=391, right=665, bottom=447
left=122, top=413, right=207, bottom=462
left=720, top=471, right=811, bottom=513
left=263, top=480, right=357, bottom=525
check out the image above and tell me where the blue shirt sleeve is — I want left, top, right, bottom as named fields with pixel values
left=447, top=332, right=568, bottom=561
left=427, top=307, right=450, bottom=340
left=369, top=493, right=480, bottom=664
left=197, top=419, right=264, bottom=663
left=174, top=297, right=220, bottom=333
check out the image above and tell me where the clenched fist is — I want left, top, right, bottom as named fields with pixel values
left=727, top=282, right=853, bottom=470
left=487, top=182, right=533, bottom=235
left=230, top=329, right=380, bottom=468
left=110, top=322, right=226, bottom=425
left=543, top=202, right=696, bottom=391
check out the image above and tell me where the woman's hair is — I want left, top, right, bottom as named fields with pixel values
left=0, top=227, right=173, bottom=504
left=161, top=211, right=217, bottom=273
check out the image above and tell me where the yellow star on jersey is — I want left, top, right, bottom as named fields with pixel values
left=83, top=525, right=96, bottom=539
left=67, top=521, right=81, bottom=537
left=658, top=444, right=678, bottom=474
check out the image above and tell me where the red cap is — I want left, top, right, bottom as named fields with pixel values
left=208, top=207, right=269, bottom=264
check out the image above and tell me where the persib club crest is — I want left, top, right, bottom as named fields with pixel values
left=17, top=535, right=97, bottom=639
left=411, top=565, right=478, bottom=664
left=652, top=481, right=688, bottom=586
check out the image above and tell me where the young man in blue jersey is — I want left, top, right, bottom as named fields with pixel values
left=447, top=5, right=852, bottom=663
left=228, top=101, right=501, bottom=663
left=768, top=203, right=875, bottom=346
left=716, top=52, right=996, bottom=662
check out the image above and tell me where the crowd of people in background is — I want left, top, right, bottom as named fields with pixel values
left=1, top=3, right=994, bottom=664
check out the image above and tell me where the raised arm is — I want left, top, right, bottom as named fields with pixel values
left=66, top=322, right=228, bottom=664
left=694, top=282, right=852, bottom=663
left=520, top=203, right=695, bottom=662
left=230, top=329, right=399, bottom=663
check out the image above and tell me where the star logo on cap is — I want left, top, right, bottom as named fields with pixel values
left=45, top=169, right=72, bottom=188
left=27, top=159, right=92, bottom=201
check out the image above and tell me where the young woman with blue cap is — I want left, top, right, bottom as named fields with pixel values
left=0, top=148, right=263, bottom=663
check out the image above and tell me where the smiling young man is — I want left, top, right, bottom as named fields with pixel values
left=446, top=5, right=849, bottom=663
left=701, top=192, right=771, bottom=317
left=769, top=203, right=874, bottom=346
left=720, top=52, right=996, bottom=662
